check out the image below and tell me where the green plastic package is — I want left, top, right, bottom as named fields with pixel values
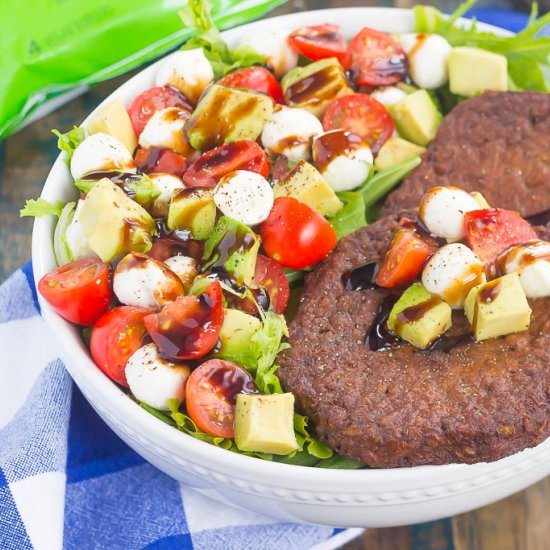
left=0, top=0, right=285, bottom=140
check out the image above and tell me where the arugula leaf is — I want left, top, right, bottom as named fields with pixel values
left=51, top=126, right=85, bottom=165
left=20, top=197, right=65, bottom=218
left=180, top=0, right=264, bottom=79
left=414, top=1, right=550, bottom=92
left=328, top=191, right=367, bottom=240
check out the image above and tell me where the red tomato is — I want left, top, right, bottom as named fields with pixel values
left=134, top=148, right=189, bottom=177
left=464, top=208, right=537, bottom=268
left=323, top=94, right=394, bottom=154
left=182, top=141, right=270, bottom=188
left=261, top=197, right=337, bottom=269
left=218, top=67, right=284, bottom=104
left=344, top=27, right=407, bottom=87
left=375, top=223, right=439, bottom=288
left=254, top=254, right=290, bottom=314
left=128, top=86, right=192, bottom=136
left=144, top=282, right=223, bottom=360
left=185, top=359, right=258, bottom=438
left=38, top=258, right=111, bottom=325
left=90, top=306, right=149, bottom=387
left=288, top=24, right=347, bottom=62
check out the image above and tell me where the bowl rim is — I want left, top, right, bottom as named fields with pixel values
left=32, top=6, right=548, bottom=488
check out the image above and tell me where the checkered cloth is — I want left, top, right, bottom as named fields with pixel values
left=0, top=263, right=362, bottom=549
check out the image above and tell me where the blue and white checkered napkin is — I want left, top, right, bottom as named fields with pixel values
left=0, top=263, right=362, bottom=549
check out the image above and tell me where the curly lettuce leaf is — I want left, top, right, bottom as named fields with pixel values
left=52, top=126, right=85, bottom=165
left=20, top=197, right=65, bottom=218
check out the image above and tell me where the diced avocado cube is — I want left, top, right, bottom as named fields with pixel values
left=185, top=84, right=274, bottom=151
left=374, top=137, right=426, bottom=172
left=464, top=272, right=531, bottom=341
left=213, top=308, right=261, bottom=367
left=449, top=47, right=508, bottom=97
left=88, top=99, right=137, bottom=153
left=167, top=188, right=216, bottom=240
left=388, top=282, right=453, bottom=349
left=392, top=90, right=442, bottom=146
left=281, top=58, right=353, bottom=118
left=234, top=393, right=298, bottom=455
left=79, top=178, right=155, bottom=262
left=202, top=216, right=260, bottom=286
left=273, top=160, right=343, bottom=217
left=470, top=191, right=490, bottom=209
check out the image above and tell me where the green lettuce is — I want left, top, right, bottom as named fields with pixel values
left=51, top=126, right=85, bottom=165
left=328, top=191, right=367, bottom=240
left=20, top=197, right=65, bottom=218
left=53, top=202, right=77, bottom=266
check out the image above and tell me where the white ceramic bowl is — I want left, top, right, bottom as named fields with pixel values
left=32, top=8, right=550, bottom=528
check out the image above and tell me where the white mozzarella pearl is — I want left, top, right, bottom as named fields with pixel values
left=138, top=107, right=189, bottom=155
left=70, top=133, right=136, bottom=179
left=148, top=173, right=185, bottom=217
left=113, top=253, right=184, bottom=311
left=64, top=199, right=97, bottom=260
left=239, top=27, right=298, bottom=78
left=164, top=255, right=198, bottom=291
left=499, top=240, right=550, bottom=298
left=125, top=343, right=190, bottom=410
left=422, top=243, right=486, bottom=308
left=400, top=33, right=452, bottom=90
left=155, top=49, right=214, bottom=104
left=261, top=107, right=323, bottom=161
left=214, top=170, right=274, bottom=226
left=420, top=186, right=481, bottom=240
left=370, top=86, right=408, bottom=106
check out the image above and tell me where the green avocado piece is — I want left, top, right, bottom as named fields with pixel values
left=281, top=57, right=353, bottom=117
left=273, top=160, right=343, bottom=217
left=464, top=272, right=531, bottom=341
left=202, top=216, right=260, bottom=286
left=374, top=137, right=426, bottom=172
left=391, top=90, right=442, bottom=146
left=184, top=84, right=274, bottom=151
left=79, top=178, right=155, bottom=262
left=167, top=188, right=216, bottom=240
left=449, top=47, right=508, bottom=97
left=234, top=393, right=298, bottom=455
left=388, top=282, right=453, bottom=349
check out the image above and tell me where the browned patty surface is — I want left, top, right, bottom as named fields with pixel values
left=279, top=214, right=550, bottom=467
left=382, top=92, right=550, bottom=218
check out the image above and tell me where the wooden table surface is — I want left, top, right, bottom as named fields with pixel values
left=1, top=1, right=549, bottom=548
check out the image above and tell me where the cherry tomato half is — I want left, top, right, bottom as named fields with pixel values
left=344, top=27, right=407, bottom=87
left=261, top=197, right=338, bottom=269
left=254, top=254, right=290, bottom=314
left=186, top=359, right=258, bottom=438
left=90, top=306, right=149, bottom=387
left=182, top=141, right=270, bottom=188
left=464, top=208, right=537, bottom=268
left=288, top=24, right=347, bottom=63
left=128, top=86, right=192, bottom=136
left=38, top=258, right=111, bottom=325
left=134, top=147, right=189, bottom=177
left=218, top=66, right=284, bottom=104
left=323, top=93, right=394, bottom=154
left=375, top=222, right=439, bottom=288
left=144, top=281, right=224, bottom=361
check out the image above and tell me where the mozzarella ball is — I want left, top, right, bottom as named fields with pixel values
left=113, top=253, right=184, bottom=311
left=70, top=133, right=136, bottom=179
left=125, top=343, right=190, bottom=410
left=422, top=243, right=486, bottom=308
left=499, top=240, right=550, bottom=298
left=164, top=255, right=198, bottom=292
left=148, top=173, right=185, bottom=217
left=138, top=107, right=189, bottom=155
left=400, top=33, right=452, bottom=90
left=155, top=49, right=214, bottom=104
left=312, top=130, right=373, bottom=192
left=239, top=27, right=298, bottom=78
left=370, top=86, right=408, bottom=106
left=64, top=199, right=97, bottom=260
left=420, top=186, right=481, bottom=240
left=214, top=170, right=274, bottom=226
left=261, top=106, right=323, bottom=161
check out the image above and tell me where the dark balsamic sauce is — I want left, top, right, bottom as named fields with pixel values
left=206, top=364, right=259, bottom=405
left=364, top=295, right=400, bottom=351
left=151, top=220, right=205, bottom=261
left=426, top=333, right=473, bottom=353
left=526, top=208, right=550, bottom=227
left=341, top=261, right=379, bottom=290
